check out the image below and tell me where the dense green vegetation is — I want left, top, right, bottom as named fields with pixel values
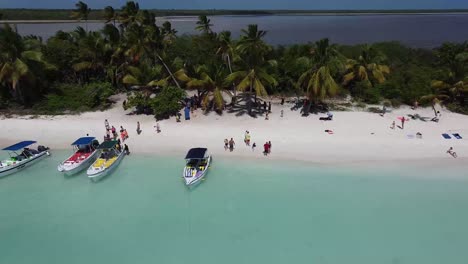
left=2, top=8, right=468, bottom=21
left=1, top=1, right=467, bottom=118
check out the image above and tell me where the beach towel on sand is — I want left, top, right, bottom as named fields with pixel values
left=442, top=133, right=451, bottom=139
left=453, top=133, right=463, bottom=139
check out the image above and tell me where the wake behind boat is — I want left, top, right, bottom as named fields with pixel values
left=183, top=148, right=211, bottom=186
left=87, top=140, right=125, bottom=182
left=0, top=141, right=50, bottom=178
left=57, top=137, right=100, bottom=176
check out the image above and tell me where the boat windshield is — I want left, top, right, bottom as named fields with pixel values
left=100, top=149, right=118, bottom=159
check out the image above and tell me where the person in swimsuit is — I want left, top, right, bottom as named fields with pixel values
left=224, top=139, right=229, bottom=151
left=229, top=138, right=235, bottom=152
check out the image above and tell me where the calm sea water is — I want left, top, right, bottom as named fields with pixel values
left=1, top=151, right=468, bottom=263
left=13, top=14, right=468, bottom=48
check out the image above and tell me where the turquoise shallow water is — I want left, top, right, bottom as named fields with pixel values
left=1, top=151, right=468, bottom=264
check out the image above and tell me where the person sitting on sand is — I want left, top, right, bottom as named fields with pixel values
left=319, top=112, right=333, bottom=121
left=229, top=138, right=235, bottom=152
left=447, top=147, right=457, bottom=158
left=390, top=121, right=395, bottom=129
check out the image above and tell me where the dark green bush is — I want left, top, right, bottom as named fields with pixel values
left=151, top=86, right=186, bottom=120
left=33, top=82, right=113, bottom=114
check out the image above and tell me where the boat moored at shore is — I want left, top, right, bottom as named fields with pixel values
left=87, top=140, right=125, bottom=182
left=0, top=141, right=50, bottom=178
left=183, top=148, right=211, bottom=186
left=57, top=137, right=100, bottom=176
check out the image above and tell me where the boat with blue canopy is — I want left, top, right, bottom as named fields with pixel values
left=0, top=141, right=50, bottom=178
left=183, top=148, right=211, bottom=186
left=57, top=137, right=100, bottom=176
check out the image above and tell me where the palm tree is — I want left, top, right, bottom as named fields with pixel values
left=216, top=31, right=236, bottom=95
left=297, top=38, right=342, bottom=104
left=227, top=24, right=277, bottom=114
left=184, top=65, right=231, bottom=112
left=342, top=45, right=390, bottom=88
left=195, top=15, right=213, bottom=35
left=103, top=6, right=117, bottom=25
left=71, top=1, right=91, bottom=31
left=161, top=21, right=177, bottom=45
left=118, top=1, right=140, bottom=28
left=0, top=25, right=53, bottom=103
left=236, top=24, right=269, bottom=67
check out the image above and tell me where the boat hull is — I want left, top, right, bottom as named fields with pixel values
left=183, top=155, right=211, bottom=186
left=58, top=151, right=99, bottom=176
left=87, top=152, right=125, bottom=182
left=0, top=151, right=50, bottom=178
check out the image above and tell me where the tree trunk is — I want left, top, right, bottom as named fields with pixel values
left=157, top=54, right=181, bottom=89
left=227, top=55, right=236, bottom=97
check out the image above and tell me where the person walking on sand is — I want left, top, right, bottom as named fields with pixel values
left=136, top=121, right=141, bottom=135
left=154, top=123, right=161, bottom=133
left=252, top=142, right=256, bottom=151
left=105, top=119, right=110, bottom=131
left=280, top=109, right=284, bottom=118
left=224, top=139, right=229, bottom=151
left=244, top=131, right=251, bottom=146
left=263, top=142, right=270, bottom=156
left=229, top=138, right=235, bottom=152
left=447, top=147, right=458, bottom=158
left=268, top=101, right=272, bottom=113
left=268, top=141, right=272, bottom=153
left=401, top=117, right=405, bottom=129
left=390, top=121, right=395, bottom=129
left=265, top=112, right=269, bottom=120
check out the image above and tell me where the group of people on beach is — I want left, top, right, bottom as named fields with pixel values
left=224, top=131, right=272, bottom=157
left=104, top=120, right=130, bottom=155
left=104, top=121, right=129, bottom=143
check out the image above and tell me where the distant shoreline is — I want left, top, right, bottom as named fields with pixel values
left=1, top=8, right=468, bottom=21
left=1, top=12, right=468, bottom=24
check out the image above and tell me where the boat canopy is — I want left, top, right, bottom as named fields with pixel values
left=185, top=148, right=208, bottom=160
left=97, top=140, right=118, bottom=150
left=71, top=137, right=96, bottom=146
left=2, top=141, right=37, bottom=151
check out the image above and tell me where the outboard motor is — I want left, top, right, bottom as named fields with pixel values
left=38, top=145, right=51, bottom=156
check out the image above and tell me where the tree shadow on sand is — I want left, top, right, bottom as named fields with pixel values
left=226, top=94, right=268, bottom=118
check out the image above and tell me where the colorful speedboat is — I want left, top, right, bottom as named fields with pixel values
left=57, top=137, right=100, bottom=176
left=183, top=148, right=211, bottom=186
left=87, top=140, right=125, bottom=182
left=0, top=141, right=50, bottom=178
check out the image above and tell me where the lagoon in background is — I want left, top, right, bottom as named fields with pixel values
left=1, top=151, right=468, bottom=264
left=11, top=14, right=468, bottom=48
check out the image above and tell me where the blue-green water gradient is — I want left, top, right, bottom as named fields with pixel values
left=1, top=151, right=468, bottom=264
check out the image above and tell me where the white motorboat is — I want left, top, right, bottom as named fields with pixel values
left=183, top=148, right=211, bottom=186
left=57, top=137, right=100, bottom=176
left=87, top=140, right=126, bottom=182
left=0, top=141, right=50, bottom=178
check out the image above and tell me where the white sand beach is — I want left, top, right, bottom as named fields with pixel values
left=1, top=95, right=467, bottom=165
